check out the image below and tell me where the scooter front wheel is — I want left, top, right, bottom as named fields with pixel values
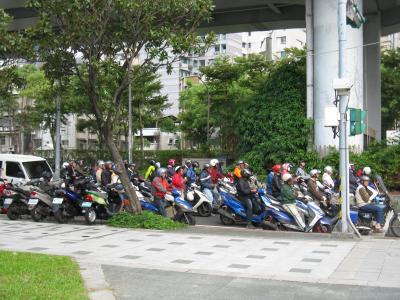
left=7, top=204, right=20, bottom=220
left=54, top=205, right=69, bottom=224
left=389, top=213, right=400, bottom=237
left=30, top=204, right=44, bottom=222
left=197, top=202, right=212, bottom=217
left=84, top=208, right=97, bottom=225
left=179, top=213, right=196, bottom=225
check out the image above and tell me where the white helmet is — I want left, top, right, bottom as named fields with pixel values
left=282, top=173, right=292, bottom=182
left=62, top=162, right=69, bottom=168
left=309, top=169, right=320, bottom=177
left=210, top=159, right=219, bottom=167
left=324, top=166, right=333, bottom=174
left=98, top=160, right=105, bottom=166
left=155, top=162, right=161, bottom=168
left=363, top=166, right=371, bottom=175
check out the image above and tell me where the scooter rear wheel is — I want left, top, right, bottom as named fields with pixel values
left=30, top=204, right=44, bottom=222
left=7, top=204, right=20, bottom=220
left=179, top=213, right=196, bottom=225
left=85, top=208, right=97, bottom=225
left=54, top=205, right=69, bottom=224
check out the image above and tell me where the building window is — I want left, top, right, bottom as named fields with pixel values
left=248, top=42, right=251, bottom=49
left=214, top=45, right=220, bottom=54
left=62, top=140, right=69, bottom=146
left=220, top=33, right=226, bottom=40
left=168, top=138, right=173, bottom=145
left=248, top=32, right=251, bottom=36
left=0, top=136, right=6, bottom=146
left=281, top=51, right=287, bottom=58
left=200, top=60, right=205, bottom=66
left=242, top=42, right=246, bottom=48
left=279, top=36, right=286, bottom=45
left=221, top=44, right=226, bottom=53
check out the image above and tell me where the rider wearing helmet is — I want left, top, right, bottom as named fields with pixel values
left=296, top=161, right=309, bottom=180
left=363, top=166, right=372, bottom=176
left=172, top=166, right=187, bottom=192
left=185, top=160, right=196, bottom=186
left=96, top=160, right=105, bottom=184
left=167, top=159, right=176, bottom=178
left=101, top=161, right=113, bottom=186
left=200, top=164, right=216, bottom=205
left=349, top=163, right=358, bottom=194
left=322, top=166, right=335, bottom=189
left=233, top=160, right=245, bottom=183
left=236, top=169, right=256, bottom=229
left=270, top=164, right=282, bottom=198
left=355, top=176, right=382, bottom=232
left=145, top=160, right=156, bottom=181
left=281, top=163, right=292, bottom=176
left=281, top=173, right=307, bottom=231
left=151, top=168, right=171, bottom=217
left=307, top=169, right=326, bottom=205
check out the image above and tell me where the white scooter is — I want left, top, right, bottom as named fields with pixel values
left=186, top=183, right=213, bottom=217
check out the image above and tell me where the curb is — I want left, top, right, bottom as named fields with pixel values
left=78, top=261, right=116, bottom=300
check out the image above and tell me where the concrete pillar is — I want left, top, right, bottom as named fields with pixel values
left=363, top=12, right=381, bottom=143
left=313, top=0, right=364, bottom=155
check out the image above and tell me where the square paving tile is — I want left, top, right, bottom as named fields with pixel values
left=73, top=251, right=92, bottom=255
left=169, top=242, right=186, bottom=245
left=147, top=234, right=163, bottom=237
left=28, top=247, right=48, bottom=251
left=172, top=259, right=193, bottom=264
left=229, top=239, right=245, bottom=242
left=302, top=258, right=323, bottom=263
left=81, top=236, right=91, bottom=238
left=246, top=255, right=266, bottom=259
left=312, top=250, right=330, bottom=254
left=121, top=255, right=141, bottom=260
left=127, top=239, right=143, bottom=242
left=213, top=245, right=230, bottom=248
left=289, top=268, right=312, bottom=273
left=147, top=248, right=165, bottom=252
left=274, top=241, right=290, bottom=245
left=23, top=231, right=31, bottom=233
left=261, top=248, right=279, bottom=251
left=61, top=241, right=76, bottom=244
left=102, top=245, right=119, bottom=248
left=188, top=236, right=203, bottom=239
left=321, top=244, right=338, bottom=248
left=229, top=264, right=250, bottom=269
left=195, top=251, right=213, bottom=255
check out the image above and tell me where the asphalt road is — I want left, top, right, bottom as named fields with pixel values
left=103, top=265, right=400, bottom=300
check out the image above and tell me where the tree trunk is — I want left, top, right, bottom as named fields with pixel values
left=103, top=126, right=142, bottom=214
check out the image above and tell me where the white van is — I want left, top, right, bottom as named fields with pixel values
left=0, top=154, right=53, bottom=184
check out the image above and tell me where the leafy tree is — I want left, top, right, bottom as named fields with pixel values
left=27, top=0, right=214, bottom=212
left=381, top=48, right=400, bottom=137
left=235, top=49, right=312, bottom=173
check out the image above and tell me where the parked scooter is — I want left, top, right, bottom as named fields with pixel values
left=186, top=183, right=213, bottom=217
left=2, top=182, right=31, bottom=220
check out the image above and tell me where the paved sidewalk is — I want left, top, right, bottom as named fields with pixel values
left=1, top=217, right=400, bottom=290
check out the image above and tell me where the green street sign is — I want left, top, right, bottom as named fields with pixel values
left=349, top=108, right=366, bottom=136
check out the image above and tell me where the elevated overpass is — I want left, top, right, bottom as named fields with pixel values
left=2, top=0, right=400, bottom=152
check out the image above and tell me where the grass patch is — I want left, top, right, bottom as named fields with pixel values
left=0, top=251, right=88, bottom=300
left=107, top=211, right=187, bottom=230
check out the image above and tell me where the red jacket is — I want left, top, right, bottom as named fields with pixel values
left=210, top=166, right=223, bottom=184
left=172, top=173, right=186, bottom=191
left=151, top=176, right=171, bottom=198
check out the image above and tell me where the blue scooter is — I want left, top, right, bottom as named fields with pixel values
left=260, top=190, right=334, bottom=233
left=140, top=189, right=196, bottom=225
left=217, top=183, right=277, bottom=229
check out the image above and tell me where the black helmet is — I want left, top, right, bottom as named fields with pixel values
left=241, top=169, right=252, bottom=178
left=192, top=161, right=199, bottom=168
left=149, top=160, right=156, bottom=166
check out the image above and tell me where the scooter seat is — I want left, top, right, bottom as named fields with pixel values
left=350, top=205, right=359, bottom=211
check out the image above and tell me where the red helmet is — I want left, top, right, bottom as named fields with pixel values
left=272, top=164, right=281, bottom=173
left=168, top=159, right=175, bottom=166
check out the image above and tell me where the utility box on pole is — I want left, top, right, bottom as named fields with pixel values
left=349, top=108, right=366, bottom=136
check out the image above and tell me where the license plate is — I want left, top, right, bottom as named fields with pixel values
left=82, top=202, right=92, bottom=208
left=52, top=198, right=64, bottom=204
left=4, top=198, right=13, bottom=205
left=28, top=198, right=39, bottom=205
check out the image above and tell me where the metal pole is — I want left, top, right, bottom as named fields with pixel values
left=128, top=82, right=132, bottom=163
left=54, top=81, right=61, bottom=180
left=306, top=0, right=314, bottom=119
left=207, top=92, right=210, bottom=144
left=338, top=0, right=349, bottom=233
